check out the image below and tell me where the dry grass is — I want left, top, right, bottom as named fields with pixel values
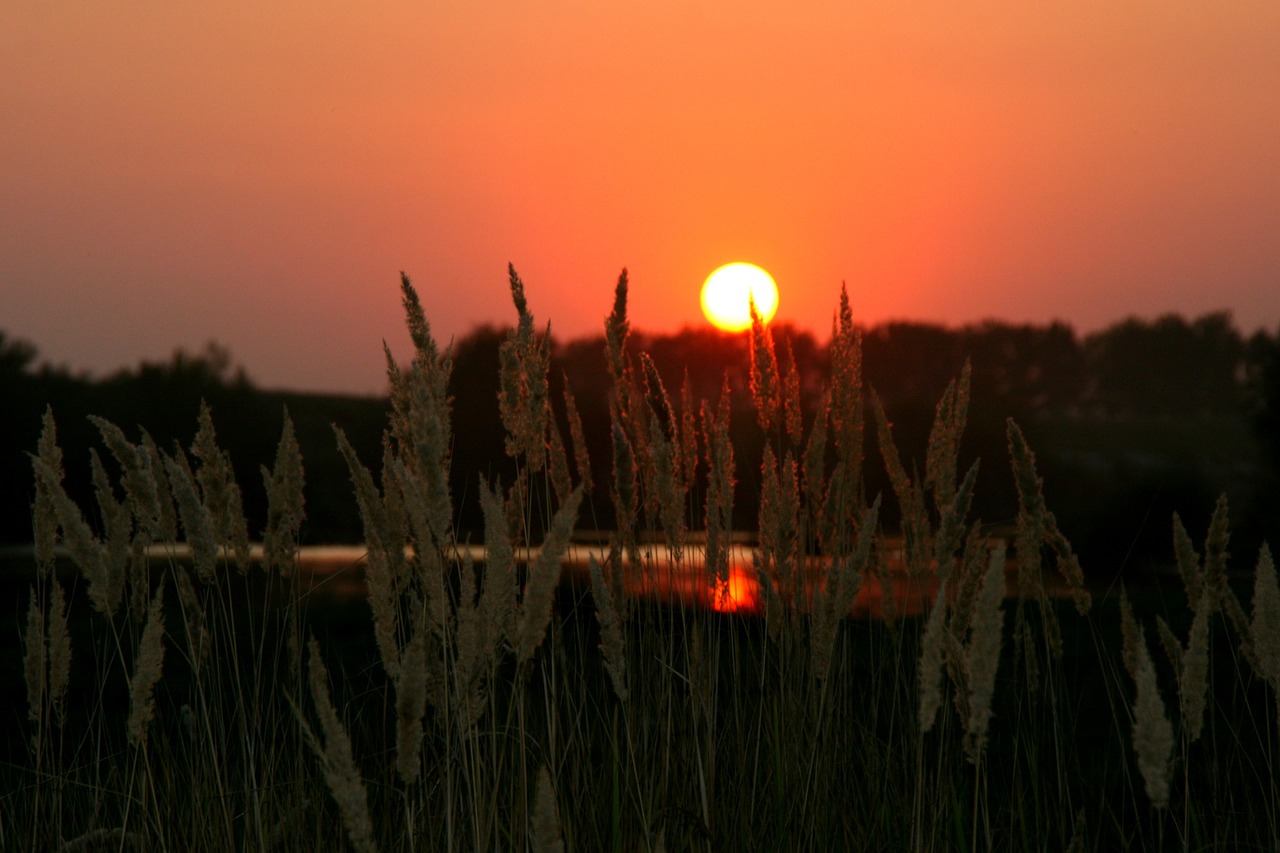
left=7, top=269, right=1280, bottom=852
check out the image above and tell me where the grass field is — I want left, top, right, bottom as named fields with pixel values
left=5, top=270, right=1278, bottom=851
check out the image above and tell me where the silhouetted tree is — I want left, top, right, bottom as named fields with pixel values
left=1085, top=312, right=1246, bottom=416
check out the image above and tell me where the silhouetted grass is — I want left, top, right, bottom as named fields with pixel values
left=4, top=270, right=1277, bottom=851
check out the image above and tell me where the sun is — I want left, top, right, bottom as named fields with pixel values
left=701, top=262, right=779, bottom=332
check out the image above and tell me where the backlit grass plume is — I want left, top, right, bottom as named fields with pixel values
left=1120, top=590, right=1174, bottom=809
left=295, top=637, right=378, bottom=853
left=126, top=579, right=166, bottom=747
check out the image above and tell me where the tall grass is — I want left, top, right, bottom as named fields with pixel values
left=6, top=269, right=1279, bottom=851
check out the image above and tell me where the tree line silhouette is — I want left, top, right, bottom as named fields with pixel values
left=3, top=310, right=1278, bottom=578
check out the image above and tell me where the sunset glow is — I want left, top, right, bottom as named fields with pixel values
left=701, top=263, right=779, bottom=332
left=711, top=568, right=760, bottom=615
left=1, top=4, right=1278, bottom=392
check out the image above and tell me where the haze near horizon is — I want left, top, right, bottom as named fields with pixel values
left=3, top=2, right=1278, bottom=394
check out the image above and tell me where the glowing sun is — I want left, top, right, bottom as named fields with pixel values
left=701, top=262, right=779, bottom=332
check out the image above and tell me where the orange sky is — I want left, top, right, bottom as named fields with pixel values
left=3, top=3, right=1279, bottom=393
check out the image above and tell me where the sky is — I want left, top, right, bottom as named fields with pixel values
left=3, top=2, right=1279, bottom=395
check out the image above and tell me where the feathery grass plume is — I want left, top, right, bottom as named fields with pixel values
left=1180, top=584, right=1213, bottom=743
left=604, top=269, right=631, bottom=400
left=801, top=391, right=830, bottom=545
left=749, top=297, right=780, bottom=432
left=924, top=361, right=971, bottom=510
left=140, top=430, right=178, bottom=543
left=936, top=462, right=981, bottom=583
left=394, top=617, right=428, bottom=786
left=610, top=415, right=641, bottom=570
left=1172, top=513, right=1203, bottom=608
left=702, top=377, right=735, bottom=588
left=755, top=551, right=785, bottom=641
left=562, top=379, right=593, bottom=495
left=32, top=407, right=63, bottom=580
left=1198, top=496, right=1256, bottom=658
left=782, top=337, right=804, bottom=448
left=1202, top=493, right=1231, bottom=603
left=547, top=408, right=574, bottom=509
left=640, top=354, right=686, bottom=559
left=393, top=459, right=452, bottom=643
left=1252, top=544, right=1280, bottom=686
left=32, top=455, right=116, bottom=617
left=173, top=563, right=209, bottom=676
left=647, top=414, right=686, bottom=561
left=532, top=765, right=565, bottom=853
left=335, top=429, right=408, bottom=677
left=399, top=269, right=440, bottom=362
left=947, top=527, right=990, bottom=648
left=479, top=478, right=518, bottom=651
left=89, top=416, right=164, bottom=540
left=1006, top=419, right=1089, bottom=665
left=1154, top=616, right=1183, bottom=682
left=127, top=579, right=166, bottom=747
left=919, top=575, right=951, bottom=734
left=758, top=446, right=801, bottom=605
left=451, top=552, right=492, bottom=733
left=191, top=402, right=252, bottom=570
left=641, top=352, right=677, bottom=442
left=963, top=546, right=1006, bottom=764
left=942, top=627, right=970, bottom=724
left=1172, top=499, right=1256, bottom=668
left=23, top=590, right=45, bottom=728
left=870, top=391, right=929, bottom=577
left=515, top=485, right=583, bottom=665
left=164, top=453, right=219, bottom=584
left=387, top=275, right=454, bottom=540
left=1007, top=418, right=1047, bottom=595
left=1008, top=419, right=1090, bottom=613
left=261, top=408, right=305, bottom=578
left=679, top=370, right=699, bottom=489
left=46, top=580, right=72, bottom=726
left=828, top=286, right=864, bottom=516
left=589, top=555, right=628, bottom=702
left=499, top=264, right=551, bottom=469
left=1172, top=499, right=1254, bottom=671
left=27, top=418, right=70, bottom=732
left=1118, top=587, right=1142, bottom=673
left=89, top=449, right=134, bottom=613
left=1120, top=596, right=1174, bottom=809
left=812, top=496, right=878, bottom=683
left=295, top=637, right=378, bottom=853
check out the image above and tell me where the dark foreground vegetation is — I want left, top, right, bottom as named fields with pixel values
left=2, top=270, right=1279, bottom=850
left=4, top=304, right=1279, bottom=575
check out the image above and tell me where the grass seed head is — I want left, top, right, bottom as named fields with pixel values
left=1181, top=585, right=1213, bottom=743
left=1252, top=543, right=1280, bottom=685
left=23, top=590, right=45, bottom=727
left=299, top=636, right=379, bottom=853
left=516, top=486, right=583, bottom=665
left=964, top=546, right=1006, bottom=763
left=749, top=298, right=780, bottom=432
left=589, top=555, right=628, bottom=702
left=261, top=408, right=306, bottom=578
left=127, top=579, right=166, bottom=747
left=32, top=408, right=63, bottom=579
left=919, top=576, right=950, bottom=734
left=562, top=379, right=593, bottom=495
left=532, top=765, right=565, bottom=853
